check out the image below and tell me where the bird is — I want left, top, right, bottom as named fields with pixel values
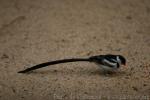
left=18, top=54, right=126, bottom=73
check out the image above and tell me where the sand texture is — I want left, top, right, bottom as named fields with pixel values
left=0, top=0, right=150, bottom=100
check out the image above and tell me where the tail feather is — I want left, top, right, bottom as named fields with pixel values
left=18, top=58, right=90, bottom=73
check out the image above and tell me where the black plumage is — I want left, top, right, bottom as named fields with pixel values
left=18, top=54, right=126, bottom=73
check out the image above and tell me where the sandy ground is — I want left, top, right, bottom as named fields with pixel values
left=0, top=0, right=150, bottom=100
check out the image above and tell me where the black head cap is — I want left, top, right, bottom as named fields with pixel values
left=118, top=55, right=126, bottom=65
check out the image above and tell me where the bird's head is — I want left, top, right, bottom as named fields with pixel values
left=118, top=55, right=126, bottom=66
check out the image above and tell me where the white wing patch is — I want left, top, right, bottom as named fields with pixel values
left=111, top=59, right=117, bottom=63
left=103, top=59, right=117, bottom=68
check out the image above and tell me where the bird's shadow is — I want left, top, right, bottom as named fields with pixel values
left=89, top=69, right=127, bottom=77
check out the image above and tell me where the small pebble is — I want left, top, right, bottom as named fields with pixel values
left=54, top=70, right=58, bottom=72
left=1, top=54, right=9, bottom=59
left=84, top=92, right=88, bottom=94
left=132, top=86, right=138, bottom=91
left=126, top=16, right=132, bottom=20
left=143, top=84, right=147, bottom=86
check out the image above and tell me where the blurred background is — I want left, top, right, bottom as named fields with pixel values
left=0, top=0, right=150, bottom=100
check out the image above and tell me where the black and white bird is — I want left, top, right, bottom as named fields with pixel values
left=18, top=54, right=126, bottom=73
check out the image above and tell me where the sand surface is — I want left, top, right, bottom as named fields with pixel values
left=0, top=0, right=150, bottom=100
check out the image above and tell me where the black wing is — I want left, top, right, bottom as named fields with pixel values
left=89, top=54, right=118, bottom=68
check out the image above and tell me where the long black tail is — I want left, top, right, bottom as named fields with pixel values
left=18, top=58, right=90, bottom=73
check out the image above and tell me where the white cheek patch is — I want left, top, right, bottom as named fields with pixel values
left=117, top=56, right=121, bottom=65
